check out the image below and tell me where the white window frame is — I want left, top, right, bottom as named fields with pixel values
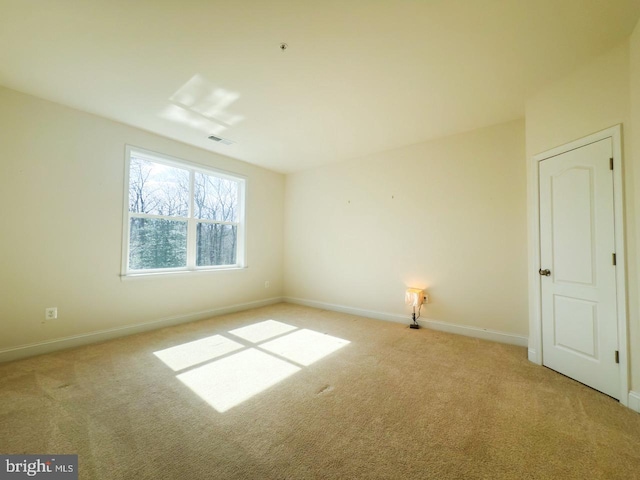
left=121, top=145, right=246, bottom=277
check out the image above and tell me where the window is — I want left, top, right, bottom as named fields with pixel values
left=123, top=147, right=245, bottom=275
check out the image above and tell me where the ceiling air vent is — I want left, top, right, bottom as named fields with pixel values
left=208, top=134, right=235, bottom=146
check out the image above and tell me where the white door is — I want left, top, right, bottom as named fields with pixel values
left=539, top=138, right=619, bottom=398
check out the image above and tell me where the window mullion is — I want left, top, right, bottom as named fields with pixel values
left=130, top=212, right=189, bottom=222
left=195, top=219, right=239, bottom=226
left=237, top=180, right=246, bottom=267
left=187, top=170, right=197, bottom=269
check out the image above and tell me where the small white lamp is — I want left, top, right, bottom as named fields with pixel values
left=405, top=288, right=425, bottom=329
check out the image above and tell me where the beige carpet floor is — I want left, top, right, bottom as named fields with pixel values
left=1, top=303, right=640, bottom=479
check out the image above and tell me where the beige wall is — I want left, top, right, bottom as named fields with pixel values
left=630, top=20, right=640, bottom=391
left=0, top=87, right=284, bottom=353
left=284, top=119, right=528, bottom=335
left=525, top=42, right=631, bottom=159
left=525, top=40, right=640, bottom=391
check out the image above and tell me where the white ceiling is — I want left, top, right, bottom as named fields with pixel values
left=1, top=1, right=638, bottom=173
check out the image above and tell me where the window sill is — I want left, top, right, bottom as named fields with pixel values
left=120, top=266, right=248, bottom=281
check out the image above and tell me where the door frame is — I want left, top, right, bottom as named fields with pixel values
left=527, top=124, right=629, bottom=406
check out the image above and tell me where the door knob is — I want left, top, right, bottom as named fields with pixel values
left=539, top=269, right=551, bottom=276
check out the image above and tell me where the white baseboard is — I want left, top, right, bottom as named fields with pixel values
left=528, top=348, right=538, bottom=363
left=418, top=318, right=528, bottom=347
left=284, top=297, right=528, bottom=347
left=0, top=297, right=283, bottom=363
left=629, top=391, right=640, bottom=413
left=285, top=296, right=409, bottom=324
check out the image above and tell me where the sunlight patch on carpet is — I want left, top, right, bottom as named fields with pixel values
left=154, top=334, right=243, bottom=371
left=229, top=319, right=298, bottom=343
left=177, top=348, right=300, bottom=412
left=156, top=320, right=350, bottom=412
left=260, top=329, right=350, bottom=366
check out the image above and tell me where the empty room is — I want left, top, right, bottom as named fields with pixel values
left=2, top=1, right=640, bottom=478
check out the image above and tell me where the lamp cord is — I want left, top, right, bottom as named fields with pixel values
left=412, top=304, right=422, bottom=323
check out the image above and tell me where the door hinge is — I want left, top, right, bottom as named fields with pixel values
left=613, top=253, right=617, bottom=265
left=615, top=350, right=620, bottom=364
left=610, top=157, right=614, bottom=170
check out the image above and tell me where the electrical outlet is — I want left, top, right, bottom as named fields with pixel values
left=264, top=281, right=270, bottom=289
left=45, top=307, right=57, bottom=320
